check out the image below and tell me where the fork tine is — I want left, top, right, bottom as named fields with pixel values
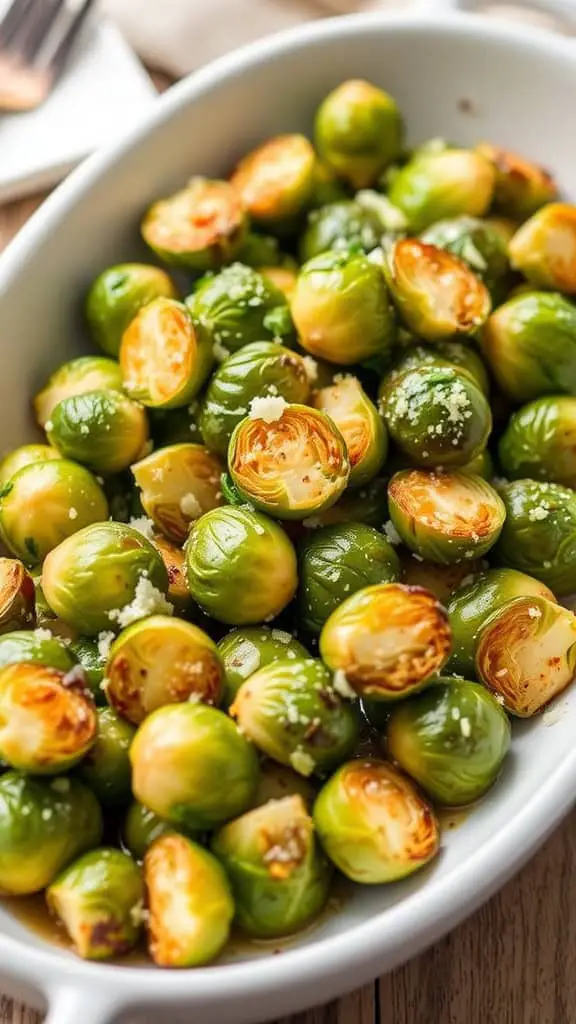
left=17, top=0, right=68, bottom=62
left=0, top=0, right=36, bottom=47
left=42, top=0, right=97, bottom=76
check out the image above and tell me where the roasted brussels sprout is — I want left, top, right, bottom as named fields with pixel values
left=186, top=506, right=297, bottom=625
left=388, top=148, right=495, bottom=232
left=142, top=177, right=247, bottom=270
left=131, top=443, right=223, bottom=544
left=388, top=469, right=506, bottom=564
left=212, top=795, right=331, bottom=938
left=131, top=702, right=259, bottom=829
left=495, top=479, right=576, bottom=595
left=34, top=357, right=123, bottom=429
left=0, top=629, right=75, bottom=673
left=150, top=534, right=193, bottom=615
left=299, top=192, right=406, bottom=263
left=47, top=848, right=144, bottom=960
left=217, top=626, right=308, bottom=708
left=400, top=554, right=482, bottom=604
left=79, top=708, right=135, bottom=807
left=385, top=339, right=490, bottom=397
left=42, top=522, right=169, bottom=635
left=0, top=460, right=108, bottom=566
left=251, top=760, right=317, bottom=810
left=0, top=558, right=35, bottom=633
left=86, top=263, right=177, bottom=357
left=499, top=396, right=576, bottom=487
left=230, top=134, right=316, bottom=227
left=123, top=801, right=183, bottom=862
left=320, top=582, right=451, bottom=702
left=314, top=80, right=402, bottom=189
left=476, top=143, right=558, bottom=220
left=0, top=444, right=61, bottom=489
left=0, top=772, right=103, bottom=895
left=509, top=203, right=576, bottom=294
left=313, top=376, right=387, bottom=487
left=229, top=404, right=349, bottom=519
left=69, top=639, right=107, bottom=705
left=313, top=759, right=439, bottom=883
left=144, top=835, right=234, bottom=967
left=46, top=390, right=149, bottom=475
left=291, top=250, right=395, bottom=365
left=476, top=595, right=576, bottom=716
left=421, top=215, right=511, bottom=301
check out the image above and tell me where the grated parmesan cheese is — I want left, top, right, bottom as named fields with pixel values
left=332, top=670, right=357, bottom=701
left=383, top=520, right=401, bottom=546
left=68, top=507, right=78, bottom=520
left=108, top=577, right=173, bottom=629
left=97, top=631, right=115, bottom=660
left=248, top=395, right=288, bottom=423
left=289, top=748, right=315, bottom=777
left=129, top=516, right=156, bottom=541
left=302, top=356, right=318, bottom=382
left=180, top=493, right=203, bottom=519
left=34, top=628, right=53, bottom=641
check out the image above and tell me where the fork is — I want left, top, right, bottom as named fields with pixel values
left=0, top=0, right=97, bottom=112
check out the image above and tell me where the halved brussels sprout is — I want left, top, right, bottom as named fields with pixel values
left=509, top=203, right=576, bottom=294
left=298, top=523, right=400, bottom=636
left=79, top=708, right=135, bottom=807
left=47, top=848, right=144, bottom=962
left=0, top=558, right=35, bottom=633
left=217, top=626, right=308, bottom=709
left=131, top=703, right=260, bottom=829
left=313, top=376, right=387, bottom=488
left=230, top=134, right=316, bottom=227
left=421, top=215, right=511, bottom=302
left=291, top=250, right=395, bottom=365
left=123, top=801, right=185, bottom=862
left=69, top=639, right=107, bottom=705
left=142, top=177, right=247, bottom=270
left=314, top=80, right=402, bottom=189
left=475, top=143, right=558, bottom=220
left=387, top=678, right=511, bottom=806
left=319, top=582, right=451, bottom=702
left=384, top=340, right=490, bottom=397
left=307, top=477, right=389, bottom=530
left=0, top=772, right=103, bottom=895
left=229, top=404, right=350, bottom=520
left=34, top=357, right=123, bottom=429
left=46, top=390, right=149, bottom=475
left=313, top=759, right=439, bottom=883
left=105, top=615, right=222, bottom=725
left=0, top=444, right=61, bottom=489
left=251, top=760, right=317, bottom=810
left=86, top=263, right=177, bottom=357
left=0, top=629, right=75, bottom=673
left=151, top=534, right=193, bottom=615
left=0, top=460, right=108, bottom=566
left=388, top=469, right=506, bottom=564
left=400, top=552, right=482, bottom=604
left=388, top=149, right=495, bottom=232
left=231, top=657, right=360, bottom=776
left=131, top=443, right=223, bottom=544
left=499, top=396, right=576, bottom=487
left=212, top=795, right=331, bottom=938
left=476, top=595, right=576, bottom=716
left=382, top=240, right=491, bottom=341
left=495, top=479, right=576, bottom=595
left=145, top=835, right=234, bottom=967
left=42, top=522, right=169, bottom=635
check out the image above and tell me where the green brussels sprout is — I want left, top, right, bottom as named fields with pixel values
left=388, top=148, right=495, bottom=232
left=298, top=523, right=400, bottom=636
left=0, top=460, right=108, bottom=566
left=251, top=760, right=317, bottom=810
left=69, top=638, right=107, bottom=705
left=150, top=534, right=194, bottom=615
left=229, top=405, right=350, bottom=520
left=508, top=202, right=576, bottom=294
left=313, top=759, right=439, bottom=883
left=47, top=847, right=144, bottom=960
left=230, top=134, right=316, bottom=227
left=0, top=772, right=103, bottom=895
left=314, top=80, right=402, bottom=189
left=86, top=263, right=177, bottom=357
left=0, top=629, right=75, bottom=672
left=0, top=444, right=60, bottom=489
left=144, top=834, right=234, bottom=967
left=46, top=390, right=149, bottom=476
left=78, top=708, right=135, bottom=807
left=131, top=443, right=224, bottom=544
left=388, top=469, right=506, bottom=564
left=31, top=578, right=79, bottom=643
left=34, top=356, right=123, bottom=431
left=131, top=703, right=260, bottom=829
left=387, top=679, right=511, bottom=806
left=384, top=340, right=490, bottom=396
left=313, top=376, right=387, bottom=488
left=476, top=595, right=576, bottom=716
left=231, top=658, right=360, bottom=777
left=382, top=240, right=491, bottom=341
left=495, top=479, right=576, bottom=594
left=481, top=292, right=576, bottom=403
left=217, top=625, right=308, bottom=708
left=292, top=250, right=395, bottom=365
left=235, top=231, right=286, bottom=269
left=142, top=177, right=247, bottom=270
left=475, top=143, right=558, bottom=220
left=299, top=192, right=406, bottom=263
left=122, top=801, right=186, bottom=862
left=306, top=477, right=389, bottom=530
left=498, top=396, right=576, bottom=487
left=319, top=582, right=451, bottom=702
left=149, top=405, right=204, bottom=448
left=400, top=552, right=483, bottom=604
left=42, top=522, right=169, bottom=635
left=186, top=506, right=297, bottom=625
left=0, top=558, right=35, bottom=633
left=212, top=795, right=331, bottom=938
left=421, top=215, right=511, bottom=301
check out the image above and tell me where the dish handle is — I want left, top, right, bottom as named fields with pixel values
left=44, top=985, right=119, bottom=1024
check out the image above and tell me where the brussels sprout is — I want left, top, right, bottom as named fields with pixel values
left=307, top=477, right=389, bottom=530
left=235, top=232, right=286, bottom=269
left=212, top=795, right=331, bottom=938
left=46, top=390, right=149, bottom=476
left=382, top=240, right=491, bottom=341
left=150, top=534, right=193, bottom=615
left=69, top=639, right=107, bottom=705
left=78, top=708, right=135, bottom=807
left=498, top=396, right=576, bottom=487
left=131, top=443, right=223, bottom=544
left=142, top=177, right=247, bottom=270
left=292, top=250, right=395, bottom=365
left=261, top=267, right=298, bottom=300
left=476, top=595, right=576, bottom=716
left=231, top=658, right=360, bottom=776
left=420, top=215, right=511, bottom=301
left=0, top=558, right=35, bottom=633
left=131, top=703, right=260, bottom=829
left=144, top=835, right=234, bottom=967
left=319, top=582, right=451, bottom=702
left=230, top=134, right=316, bottom=227
left=199, top=342, right=310, bottom=457
left=47, top=847, right=143, bottom=960
left=388, top=148, right=495, bottom=233
left=314, top=80, right=402, bottom=189
left=495, top=479, right=576, bottom=594
left=508, top=203, right=576, bottom=294
left=298, top=523, right=400, bottom=636
left=384, top=340, right=490, bottom=396
left=387, top=679, right=511, bottom=806
left=149, top=405, right=203, bottom=448
left=388, top=469, right=506, bottom=564
left=251, top=761, right=317, bottom=810
left=400, top=553, right=482, bottom=604
left=446, top=567, right=555, bottom=676
left=475, top=143, right=558, bottom=220
left=481, top=292, right=576, bottom=403
left=0, top=460, right=108, bottom=566
left=86, top=263, right=177, bottom=357
left=34, top=357, right=123, bottom=430
left=299, top=197, right=398, bottom=263
left=0, top=772, right=103, bottom=895
left=313, top=376, right=387, bottom=488
left=0, top=444, right=60, bottom=488
left=0, top=629, right=75, bottom=673
left=313, top=759, right=439, bottom=883
left=42, top=522, right=169, bottom=635
left=217, top=626, right=308, bottom=708
left=229, top=405, right=349, bottom=520
left=123, top=801, right=185, bottom=862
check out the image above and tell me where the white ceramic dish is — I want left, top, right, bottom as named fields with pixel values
left=0, top=4, right=575, bottom=1022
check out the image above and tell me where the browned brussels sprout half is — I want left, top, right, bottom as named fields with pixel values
left=0, top=558, right=35, bottom=633
left=231, top=134, right=316, bottom=227
left=313, top=376, right=387, bottom=488
left=509, top=203, right=576, bottom=295
left=86, top=263, right=177, bottom=357
left=476, top=143, right=558, bottom=220
left=132, top=443, right=223, bottom=544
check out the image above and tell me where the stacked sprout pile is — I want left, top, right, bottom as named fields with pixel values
left=1, top=79, right=576, bottom=968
